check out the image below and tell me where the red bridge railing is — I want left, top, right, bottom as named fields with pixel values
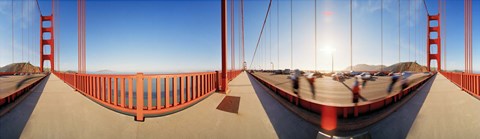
left=441, top=72, right=480, bottom=98
left=249, top=72, right=435, bottom=118
left=53, top=70, right=242, bottom=121
left=0, top=73, right=49, bottom=108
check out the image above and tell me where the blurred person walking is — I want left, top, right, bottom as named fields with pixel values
left=289, top=69, right=301, bottom=105
left=306, top=72, right=316, bottom=99
left=352, top=77, right=367, bottom=103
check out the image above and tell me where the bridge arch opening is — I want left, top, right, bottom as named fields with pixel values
left=429, top=20, right=438, bottom=27
left=430, top=44, right=438, bottom=54
left=42, top=60, right=52, bottom=72
left=43, top=32, right=52, bottom=40
left=428, top=59, right=438, bottom=72
left=429, top=32, right=438, bottom=39
left=42, top=21, right=52, bottom=28
left=43, top=45, right=52, bottom=55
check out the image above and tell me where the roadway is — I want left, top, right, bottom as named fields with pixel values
left=0, top=74, right=46, bottom=98
left=251, top=72, right=430, bottom=105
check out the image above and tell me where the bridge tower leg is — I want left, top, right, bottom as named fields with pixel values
left=40, top=15, right=55, bottom=72
left=427, top=14, right=441, bottom=72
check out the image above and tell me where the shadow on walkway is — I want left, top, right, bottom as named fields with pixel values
left=367, top=74, right=435, bottom=139
left=0, top=75, right=50, bottom=139
left=247, top=74, right=318, bottom=139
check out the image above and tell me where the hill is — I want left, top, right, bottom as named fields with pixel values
left=0, top=62, right=41, bottom=73
left=344, top=64, right=386, bottom=71
left=383, top=62, right=428, bottom=72
left=95, top=70, right=116, bottom=74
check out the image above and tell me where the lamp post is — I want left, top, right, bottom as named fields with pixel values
left=331, top=53, right=334, bottom=73
left=323, top=47, right=336, bottom=73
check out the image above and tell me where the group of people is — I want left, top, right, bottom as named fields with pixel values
left=289, top=70, right=410, bottom=104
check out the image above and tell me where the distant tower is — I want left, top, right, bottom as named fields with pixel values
left=426, top=14, right=441, bottom=72
left=40, top=15, right=55, bottom=72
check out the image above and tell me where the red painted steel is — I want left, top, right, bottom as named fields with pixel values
left=221, top=0, right=229, bottom=93
left=40, top=15, right=55, bottom=72
left=53, top=70, right=242, bottom=121
left=427, top=14, right=441, bottom=71
left=441, top=72, right=480, bottom=99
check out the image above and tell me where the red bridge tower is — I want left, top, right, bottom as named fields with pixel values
left=427, top=14, right=441, bottom=72
left=40, top=15, right=55, bottom=72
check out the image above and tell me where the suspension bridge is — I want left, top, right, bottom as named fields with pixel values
left=0, top=0, right=479, bottom=138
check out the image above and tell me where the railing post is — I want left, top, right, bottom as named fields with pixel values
left=321, top=105, right=337, bottom=131
left=135, top=73, right=145, bottom=122
left=461, top=72, right=464, bottom=91
left=74, top=73, right=78, bottom=91
left=215, top=71, right=220, bottom=91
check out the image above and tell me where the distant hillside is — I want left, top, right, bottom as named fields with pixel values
left=95, top=70, right=116, bottom=74
left=0, top=62, right=41, bottom=73
left=344, top=62, right=428, bottom=72
left=345, top=64, right=386, bottom=71
left=383, top=62, right=428, bottom=72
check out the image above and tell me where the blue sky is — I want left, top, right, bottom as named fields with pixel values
left=0, top=0, right=478, bottom=73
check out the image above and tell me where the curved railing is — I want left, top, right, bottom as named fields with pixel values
left=441, top=72, right=480, bottom=98
left=249, top=72, right=434, bottom=118
left=53, top=70, right=242, bottom=121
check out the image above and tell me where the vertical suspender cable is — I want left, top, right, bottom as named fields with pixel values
left=230, top=0, right=234, bottom=70
left=57, top=0, right=60, bottom=71
left=241, top=0, right=245, bottom=69
left=83, top=0, right=85, bottom=73
left=381, top=0, right=383, bottom=71
left=22, top=0, right=24, bottom=62
left=415, top=0, right=417, bottom=63
left=314, top=0, right=317, bottom=71
left=12, top=0, right=14, bottom=64
left=469, top=0, right=472, bottom=73
left=277, top=0, right=279, bottom=70
left=399, top=0, right=401, bottom=63
left=27, top=0, right=29, bottom=63
left=438, top=0, right=442, bottom=70
left=409, top=0, right=411, bottom=62
left=464, top=0, right=467, bottom=72
left=444, top=0, right=446, bottom=70
left=350, top=0, right=353, bottom=71
left=84, top=0, right=86, bottom=73
left=77, top=0, right=80, bottom=72
left=289, top=0, right=293, bottom=69
left=269, top=9, right=272, bottom=70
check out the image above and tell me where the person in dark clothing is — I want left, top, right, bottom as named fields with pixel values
left=387, top=74, right=400, bottom=93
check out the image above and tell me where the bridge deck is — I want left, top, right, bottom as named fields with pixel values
left=405, top=74, right=480, bottom=139
left=0, top=72, right=317, bottom=139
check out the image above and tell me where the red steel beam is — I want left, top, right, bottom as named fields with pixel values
left=221, top=0, right=228, bottom=93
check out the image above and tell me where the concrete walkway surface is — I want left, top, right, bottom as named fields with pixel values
left=406, top=74, right=480, bottom=139
left=0, top=72, right=317, bottom=139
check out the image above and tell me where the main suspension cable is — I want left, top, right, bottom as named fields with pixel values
left=249, top=0, right=273, bottom=69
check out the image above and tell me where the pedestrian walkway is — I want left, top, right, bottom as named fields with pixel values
left=1, top=72, right=317, bottom=139
left=406, top=74, right=480, bottom=139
